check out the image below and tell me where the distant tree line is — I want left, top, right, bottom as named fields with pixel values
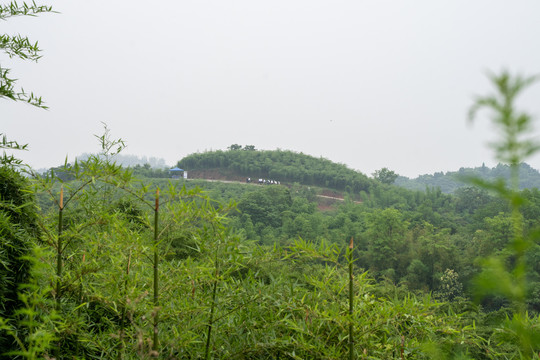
left=44, top=162, right=171, bottom=180
left=76, top=153, right=167, bottom=169
left=396, top=162, right=540, bottom=193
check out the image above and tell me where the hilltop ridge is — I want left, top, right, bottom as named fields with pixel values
left=177, top=148, right=374, bottom=194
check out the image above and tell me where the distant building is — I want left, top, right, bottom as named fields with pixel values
left=169, top=167, right=184, bottom=179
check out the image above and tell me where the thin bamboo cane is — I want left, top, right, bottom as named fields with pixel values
left=348, top=237, right=354, bottom=360
left=153, top=188, right=159, bottom=353
left=118, top=250, right=132, bottom=360
left=55, top=186, right=64, bottom=359
left=56, top=186, right=64, bottom=309
left=205, top=239, right=220, bottom=360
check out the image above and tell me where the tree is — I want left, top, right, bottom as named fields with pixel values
left=436, top=269, right=463, bottom=301
left=0, top=1, right=53, bottom=108
left=454, top=186, right=491, bottom=214
left=364, top=208, right=408, bottom=273
left=237, top=186, right=292, bottom=236
left=372, top=167, right=398, bottom=185
left=227, top=144, right=242, bottom=151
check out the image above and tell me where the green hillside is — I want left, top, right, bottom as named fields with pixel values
left=177, top=147, right=374, bottom=194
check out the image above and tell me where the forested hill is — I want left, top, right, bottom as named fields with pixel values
left=177, top=148, right=375, bottom=193
left=396, top=162, right=540, bottom=193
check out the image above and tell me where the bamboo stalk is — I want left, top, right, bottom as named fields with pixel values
left=205, top=235, right=221, bottom=360
left=76, top=252, right=86, bottom=357
left=205, top=274, right=218, bottom=360
left=153, top=188, right=159, bottom=354
left=55, top=186, right=64, bottom=359
left=348, top=237, right=354, bottom=360
left=56, top=186, right=64, bottom=309
left=118, top=250, right=132, bottom=360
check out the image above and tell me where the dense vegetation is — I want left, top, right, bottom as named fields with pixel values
left=396, top=162, right=540, bottom=193
left=175, top=146, right=540, bottom=198
left=3, top=92, right=538, bottom=357
left=1, top=156, right=501, bottom=359
left=2, top=145, right=480, bottom=359
left=0, top=166, right=40, bottom=353
left=138, top=172, right=540, bottom=305
left=2, top=5, right=540, bottom=355
left=177, top=148, right=374, bottom=194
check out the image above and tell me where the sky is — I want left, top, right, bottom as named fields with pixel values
left=3, top=0, right=540, bottom=178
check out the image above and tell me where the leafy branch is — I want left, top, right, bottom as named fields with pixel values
left=470, top=70, right=540, bottom=358
left=0, top=1, right=53, bottom=20
left=0, top=1, right=54, bottom=108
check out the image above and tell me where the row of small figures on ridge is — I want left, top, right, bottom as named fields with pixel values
left=246, top=178, right=281, bottom=185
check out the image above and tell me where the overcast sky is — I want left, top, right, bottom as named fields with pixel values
left=3, top=0, right=540, bottom=178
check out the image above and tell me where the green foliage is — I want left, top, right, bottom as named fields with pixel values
left=237, top=186, right=292, bottom=231
left=454, top=187, right=492, bottom=214
left=0, top=1, right=54, bottom=108
left=0, top=155, right=534, bottom=359
left=0, top=166, right=40, bottom=356
left=364, top=208, right=408, bottom=274
left=469, top=71, right=540, bottom=169
left=6, top=69, right=540, bottom=357
left=373, top=167, right=398, bottom=185
left=436, top=269, right=463, bottom=302
left=1, top=134, right=29, bottom=166
left=468, top=71, right=540, bottom=358
left=131, top=163, right=170, bottom=178
left=396, top=163, right=540, bottom=194
left=227, top=144, right=257, bottom=151
left=178, top=148, right=374, bottom=193
left=3, top=128, right=499, bottom=358
left=227, top=143, right=242, bottom=150
left=0, top=247, right=57, bottom=360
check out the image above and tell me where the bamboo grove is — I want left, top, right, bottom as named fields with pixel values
left=3, top=73, right=540, bottom=358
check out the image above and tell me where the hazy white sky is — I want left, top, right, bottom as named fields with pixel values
left=3, top=0, right=540, bottom=178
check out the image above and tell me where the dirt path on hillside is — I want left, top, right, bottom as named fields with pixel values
left=190, top=177, right=362, bottom=204
left=316, top=194, right=362, bottom=204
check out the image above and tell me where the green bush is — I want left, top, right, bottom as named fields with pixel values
left=0, top=166, right=40, bottom=355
